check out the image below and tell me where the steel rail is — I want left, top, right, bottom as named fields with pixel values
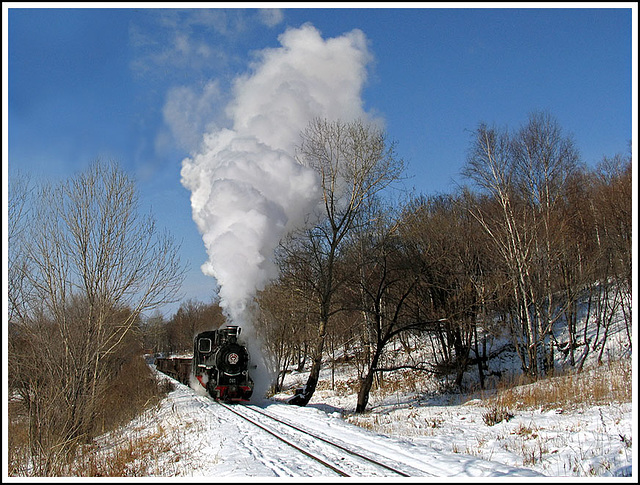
left=242, top=404, right=413, bottom=477
left=234, top=403, right=415, bottom=477
left=217, top=401, right=350, bottom=477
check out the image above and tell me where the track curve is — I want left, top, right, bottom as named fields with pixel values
left=217, top=401, right=423, bottom=477
left=217, top=402, right=350, bottom=476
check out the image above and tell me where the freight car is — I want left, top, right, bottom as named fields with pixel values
left=155, top=325, right=254, bottom=402
left=155, top=355, right=192, bottom=384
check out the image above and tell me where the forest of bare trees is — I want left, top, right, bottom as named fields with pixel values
left=254, top=112, right=632, bottom=412
left=7, top=113, right=632, bottom=474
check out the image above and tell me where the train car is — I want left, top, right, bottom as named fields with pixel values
left=192, top=325, right=254, bottom=402
left=155, top=355, right=192, bottom=385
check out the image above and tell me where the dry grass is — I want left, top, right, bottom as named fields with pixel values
left=348, top=357, right=632, bottom=476
left=8, top=405, right=174, bottom=477
left=7, top=358, right=175, bottom=477
left=334, top=352, right=631, bottom=416
left=487, top=358, right=632, bottom=412
left=7, top=402, right=31, bottom=476
left=441, top=358, right=633, bottom=444
left=482, top=405, right=515, bottom=426
left=67, top=427, right=174, bottom=476
left=8, top=408, right=178, bottom=477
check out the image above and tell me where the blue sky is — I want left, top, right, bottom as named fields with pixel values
left=4, top=4, right=636, bottom=318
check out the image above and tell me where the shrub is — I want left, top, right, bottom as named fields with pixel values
left=482, top=405, right=515, bottom=426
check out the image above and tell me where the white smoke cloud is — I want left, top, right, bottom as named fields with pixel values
left=227, top=23, right=372, bottom=151
left=180, top=23, right=374, bottom=397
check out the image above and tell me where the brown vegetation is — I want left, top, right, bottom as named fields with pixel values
left=8, top=161, right=185, bottom=476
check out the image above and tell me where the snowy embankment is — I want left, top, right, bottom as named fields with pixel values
left=93, top=362, right=632, bottom=479
left=100, top=372, right=543, bottom=478
left=292, top=374, right=633, bottom=478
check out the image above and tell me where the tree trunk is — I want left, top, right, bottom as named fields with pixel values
left=355, top=347, right=382, bottom=413
left=288, top=318, right=327, bottom=406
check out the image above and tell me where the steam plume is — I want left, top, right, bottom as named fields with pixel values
left=180, top=24, right=373, bottom=397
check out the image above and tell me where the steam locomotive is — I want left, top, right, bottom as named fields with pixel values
left=155, top=325, right=254, bottom=402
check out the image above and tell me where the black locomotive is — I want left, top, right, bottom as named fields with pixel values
left=192, top=325, right=254, bottom=402
left=155, top=325, right=254, bottom=402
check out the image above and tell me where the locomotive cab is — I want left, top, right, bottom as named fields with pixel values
left=192, top=330, right=217, bottom=367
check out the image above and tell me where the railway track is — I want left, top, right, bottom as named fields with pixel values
left=217, top=401, right=419, bottom=477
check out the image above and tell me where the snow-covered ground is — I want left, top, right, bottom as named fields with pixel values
left=99, top=372, right=540, bottom=479
left=91, top=358, right=633, bottom=480
left=90, top=296, right=634, bottom=480
left=107, top=374, right=541, bottom=479
left=283, top=368, right=634, bottom=479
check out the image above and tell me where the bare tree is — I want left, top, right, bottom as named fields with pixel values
left=141, top=311, right=169, bottom=355
left=286, top=118, right=405, bottom=406
left=166, top=299, right=226, bottom=353
left=9, top=160, right=186, bottom=473
left=463, top=112, right=581, bottom=377
left=584, top=152, right=633, bottom=363
left=343, top=204, right=422, bottom=412
left=7, top=171, right=33, bottom=323
left=256, top=272, right=316, bottom=393
left=463, top=122, right=540, bottom=376
left=512, top=111, right=581, bottom=373
left=397, top=192, right=501, bottom=392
